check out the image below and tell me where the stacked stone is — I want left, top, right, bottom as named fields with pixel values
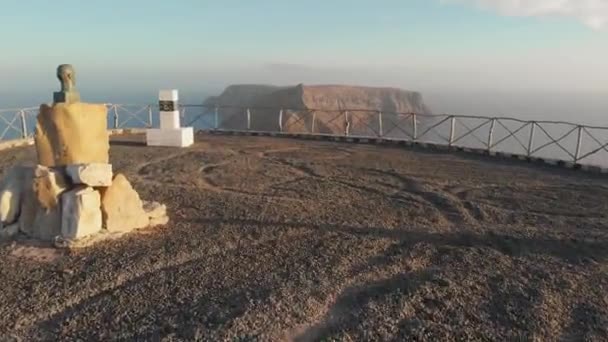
left=0, top=163, right=168, bottom=242
left=0, top=72, right=169, bottom=243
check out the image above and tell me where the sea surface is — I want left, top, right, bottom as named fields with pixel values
left=1, top=89, right=607, bottom=167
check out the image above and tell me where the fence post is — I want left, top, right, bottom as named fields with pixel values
left=19, top=110, right=27, bottom=138
left=311, top=111, right=316, bottom=133
left=574, top=125, right=583, bottom=162
left=378, top=111, right=383, bottom=137
left=412, top=113, right=418, bottom=140
left=148, top=105, right=153, bottom=128
left=488, top=118, right=496, bottom=152
left=180, top=106, right=187, bottom=127
left=527, top=122, right=536, bottom=157
left=113, top=105, right=119, bottom=129
left=448, top=116, right=456, bottom=146
left=278, top=109, right=283, bottom=132
left=344, top=110, right=350, bottom=136
left=246, top=108, right=251, bottom=130
left=214, top=106, right=219, bottom=130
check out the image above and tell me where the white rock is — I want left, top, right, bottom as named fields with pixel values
left=149, top=215, right=169, bottom=227
left=0, top=166, right=30, bottom=224
left=66, top=163, right=113, bottom=187
left=142, top=201, right=169, bottom=227
left=61, top=186, right=102, bottom=240
left=143, top=201, right=167, bottom=219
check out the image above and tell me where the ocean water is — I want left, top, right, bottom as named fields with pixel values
left=1, top=89, right=607, bottom=166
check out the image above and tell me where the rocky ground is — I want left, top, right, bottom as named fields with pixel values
left=0, top=133, right=607, bottom=341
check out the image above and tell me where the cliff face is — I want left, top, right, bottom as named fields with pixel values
left=206, top=84, right=431, bottom=134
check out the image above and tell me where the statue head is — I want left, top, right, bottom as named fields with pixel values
left=57, top=64, right=76, bottom=92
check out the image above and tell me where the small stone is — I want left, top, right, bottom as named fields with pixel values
left=100, top=173, right=149, bottom=232
left=143, top=201, right=167, bottom=219
left=32, top=165, right=68, bottom=210
left=66, top=163, right=113, bottom=187
left=61, top=186, right=102, bottom=240
left=54, top=236, right=71, bottom=249
left=149, top=215, right=169, bottom=227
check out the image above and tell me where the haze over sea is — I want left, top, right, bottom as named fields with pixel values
left=2, top=88, right=606, bottom=127
left=2, top=0, right=607, bottom=125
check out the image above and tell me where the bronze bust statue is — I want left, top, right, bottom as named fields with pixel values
left=53, top=64, right=80, bottom=103
left=57, top=64, right=76, bottom=92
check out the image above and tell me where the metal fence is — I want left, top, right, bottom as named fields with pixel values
left=2, top=104, right=608, bottom=168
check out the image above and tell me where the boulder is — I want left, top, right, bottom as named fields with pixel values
left=35, top=103, right=109, bottom=167
left=0, top=222, right=19, bottom=239
left=18, top=166, right=65, bottom=241
left=32, top=165, right=68, bottom=210
left=29, top=205, right=62, bottom=241
left=100, top=173, right=149, bottom=232
left=66, top=163, right=113, bottom=187
left=0, top=166, right=30, bottom=224
left=61, top=186, right=102, bottom=240
left=18, top=169, right=37, bottom=236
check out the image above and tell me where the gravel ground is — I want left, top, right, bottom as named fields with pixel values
left=0, top=133, right=607, bottom=341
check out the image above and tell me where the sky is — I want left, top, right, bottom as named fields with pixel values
left=1, top=0, right=607, bottom=121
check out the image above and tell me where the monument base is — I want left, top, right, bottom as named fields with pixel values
left=36, top=103, right=109, bottom=167
left=146, top=127, right=194, bottom=147
left=53, top=91, right=80, bottom=104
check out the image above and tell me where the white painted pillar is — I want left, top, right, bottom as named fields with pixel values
left=159, top=89, right=180, bottom=129
left=146, top=89, right=194, bottom=147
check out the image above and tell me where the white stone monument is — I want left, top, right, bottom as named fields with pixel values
left=146, top=90, right=194, bottom=147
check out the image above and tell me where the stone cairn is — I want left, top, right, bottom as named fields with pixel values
left=0, top=65, right=168, bottom=246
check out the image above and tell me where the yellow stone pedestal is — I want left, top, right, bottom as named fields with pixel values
left=35, top=103, right=109, bottom=167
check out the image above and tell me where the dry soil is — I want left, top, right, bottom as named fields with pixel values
left=0, top=133, right=607, bottom=341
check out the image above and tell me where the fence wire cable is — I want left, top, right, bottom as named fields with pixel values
left=492, top=120, right=530, bottom=152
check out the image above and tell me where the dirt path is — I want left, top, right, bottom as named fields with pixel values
left=0, top=133, right=606, bottom=341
